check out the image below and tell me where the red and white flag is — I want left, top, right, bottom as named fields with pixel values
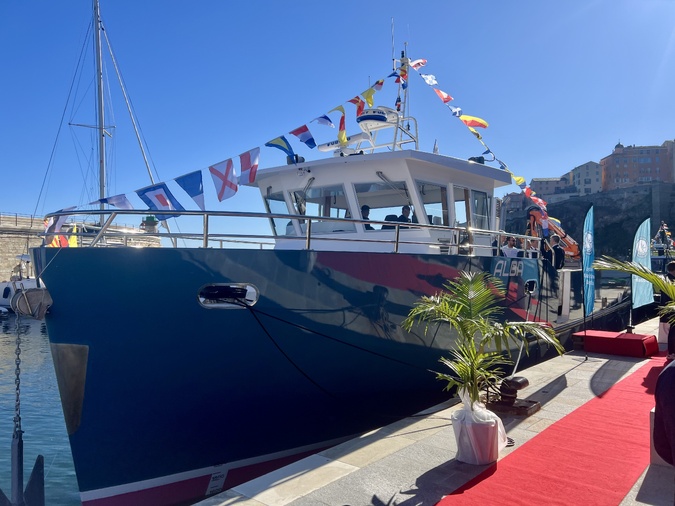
left=209, top=159, right=238, bottom=201
left=348, top=96, right=365, bottom=117
left=239, top=148, right=260, bottom=185
left=410, top=58, right=427, bottom=70
left=434, top=88, right=453, bottom=103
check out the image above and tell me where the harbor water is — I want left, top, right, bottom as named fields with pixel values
left=0, top=312, right=79, bottom=505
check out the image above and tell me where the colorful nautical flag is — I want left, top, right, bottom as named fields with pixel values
left=175, top=170, right=205, bottom=210
left=265, top=136, right=295, bottom=159
left=410, top=58, right=427, bottom=70
left=348, top=96, right=365, bottom=116
left=135, top=182, right=185, bottom=220
left=448, top=105, right=462, bottom=117
left=239, top=147, right=261, bottom=184
left=312, top=115, right=334, bottom=128
left=361, top=87, right=376, bottom=107
left=433, top=89, right=453, bottom=103
left=530, top=195, right=548, bottom=212
left=460, top=115, right=489, bottom=128
left=632, top=217, right=653, bottom=309
left=289, top=125, right=316, bottom=149
left=90, top=194, right=134, bottom=209
left=582, top=206, right=595, bottom=317
left=420, top=74, right=438, bottom=86
left=372, top=79, right=384, bottom=91
left=513, top=175, right=527, bottom=187
left=329, top=105, right=347, bottom=145
left=468, top=126, right=482, bottom=140
left=208, top=159, right=238, bottom=202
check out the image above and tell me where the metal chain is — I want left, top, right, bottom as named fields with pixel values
left=13, top=312, right=22, bottom=435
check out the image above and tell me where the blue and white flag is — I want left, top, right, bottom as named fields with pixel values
left=175, top=170, right=205, bottom=211
left=632, top=217, right=653, bottom=309
left=420, top=73, right=438, bottom=86
left=89, top=193, right=134, bottom=210
left=135, top=182, right=185, bottom=220
left=583, top=206, right=595, bottom=317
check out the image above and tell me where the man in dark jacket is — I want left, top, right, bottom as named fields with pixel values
left=550, top=234, right=565, bottom=270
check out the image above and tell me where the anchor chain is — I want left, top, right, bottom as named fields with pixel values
left=13, top=313, right=22, bottom=439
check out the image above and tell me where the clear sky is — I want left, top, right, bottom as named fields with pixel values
left=2, top=0, right=675, bottom=220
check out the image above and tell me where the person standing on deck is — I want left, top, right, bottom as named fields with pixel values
left=501, top=236, right=519, bottom=258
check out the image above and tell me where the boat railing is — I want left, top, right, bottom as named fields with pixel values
left=41, top=209, right=541, bottom=256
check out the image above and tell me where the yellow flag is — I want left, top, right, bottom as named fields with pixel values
left=329, top=105, right=348, bottom=145
left=361, top=88, right=376, bottom=107
left=68, top=225, right=78, bottom=248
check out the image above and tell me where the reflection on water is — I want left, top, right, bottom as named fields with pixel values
left=0, top=313, right=79, bottom=505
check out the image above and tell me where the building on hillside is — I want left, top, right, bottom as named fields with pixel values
left=566, top=161, right=602, bottom=195
left=529, top=176, right=578, bottom=204
left=529, top=177, right=568, bottom=198
left=601, top=141, right=675, bottom=191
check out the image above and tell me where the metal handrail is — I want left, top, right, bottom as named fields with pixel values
left=42, top=208, right=541, bottom=255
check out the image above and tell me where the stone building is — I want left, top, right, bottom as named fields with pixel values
left=600, top=141, right=675, bottom=191
left=566, top=161, right=602, bottom=195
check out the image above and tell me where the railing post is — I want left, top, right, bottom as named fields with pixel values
left=394, top=225, right=400, bottom=253
left=305, top=220, right=312, bottom=250
left=203, top=214, right=209, bottom=249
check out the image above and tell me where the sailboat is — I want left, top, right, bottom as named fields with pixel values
left=26, top=2, right=633, bottom=505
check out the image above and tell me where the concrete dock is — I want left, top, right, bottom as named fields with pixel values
left=199, top=317, right=674, bottom=506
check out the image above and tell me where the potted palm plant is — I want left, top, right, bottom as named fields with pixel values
left=403, top=271, right=564, bottom=464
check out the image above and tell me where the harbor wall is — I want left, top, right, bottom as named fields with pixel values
left=0, top=214, right=43, bottom=281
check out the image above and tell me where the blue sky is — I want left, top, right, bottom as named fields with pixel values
left=2, top=0, right=675, bottom=220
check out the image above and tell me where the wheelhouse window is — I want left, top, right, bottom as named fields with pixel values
left=453, top=187, right=470, bottom=228
left=263, top=190, right=292, bottom=236
left=290, top=183, right=355, bottom=234
left=415, top=181, right=449, bottom=225
left=471, top=190, right=490, bottom=230
left=291, top=184, right=349, bottom=218
left=354, top=180, right=416, bottom=228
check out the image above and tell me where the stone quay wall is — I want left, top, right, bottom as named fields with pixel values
left=0, top=214, right=44, bottom=281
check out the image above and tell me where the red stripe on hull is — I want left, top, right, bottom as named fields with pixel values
left=82, top=447, right=327, bottom=506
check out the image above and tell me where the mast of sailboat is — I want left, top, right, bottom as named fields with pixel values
left=93, top=0, right=106, bottom=211
left=91, top=0, right=175, bottom=244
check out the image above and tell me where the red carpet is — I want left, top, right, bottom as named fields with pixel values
left=438, top=354, right=667, bottom=506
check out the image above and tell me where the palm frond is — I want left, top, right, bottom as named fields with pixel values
left=594, top=255, right=675, bottom=325
left=405, top=270, right=564, bottom=407
left=594, top=256, right=675, bottom=299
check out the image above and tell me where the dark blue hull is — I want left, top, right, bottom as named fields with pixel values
left=33, top=247, right=628, bottom=504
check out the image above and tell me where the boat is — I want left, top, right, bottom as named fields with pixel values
left=25, top=4, right=631, bottom=505
left=0, top=254, right=38, bottom=309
